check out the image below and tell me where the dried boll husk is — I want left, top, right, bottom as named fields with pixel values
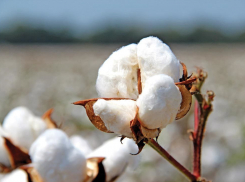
left=175, top=85, right=192, bottom=120
left=136, top=74, right=182, bottom=130
left=93, top=99, right=137, bottom=138
left=29, top=129, right=87, bottom=182
left=137, top=36, right=180, bottom=88
left=3, top=107, right=47, bottom=151
left=96, top=44, right=139, bottom=99
left=88, top=137, right=140, bottom=182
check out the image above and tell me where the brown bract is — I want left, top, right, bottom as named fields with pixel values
left=0, top=137, right=31, bottom=173
left=20, top=165, right=43, bottom=182
left=84, top=157, right=106, bottom=182
left=42, top=108, right=58, bottom=129
left=175, top=62, right=197, bottom=120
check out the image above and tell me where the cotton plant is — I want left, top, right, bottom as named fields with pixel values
left=74, top=36, right=214, bottom=182
left=0, top=107, right=57, bottom=173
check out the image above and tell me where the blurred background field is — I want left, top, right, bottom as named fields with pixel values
left=1, top=0, right=245, bottom=181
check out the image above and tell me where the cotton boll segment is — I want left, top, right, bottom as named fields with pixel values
left=137, top=36, right=180, bottom=88
left=88, top=137, right=140, bottom=182
left=1, top=169, right=28, bottom=182
left=30, top=129, right=87, bottom=182
left=93, top=99, right=137, bottom=138
left=96, top=44, right=139, bottom=99
left=137, top=74, right=182, bottom=130
left=70, top=135, right=93, bottom=156
left=2, top=107, right=47, bottom=150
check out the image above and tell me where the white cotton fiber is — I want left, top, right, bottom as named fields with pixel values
left=2, top=107, right=47, bottom=150
left=88, top=137, right=140, bottom=181
left=137, top=74, right=181, bottom=129
left=29, top=129, right=87, bottom=182
left=70, top=135, right=93, bottom=156
left=1, top=169, right=28, bottom=182
left=96, top=44, right=139, bottom=99
left=137, top=36, right=180, bottom=88
left=0, top=126, right=10, bottom=167
left=93, top=99, right=137, bottom=138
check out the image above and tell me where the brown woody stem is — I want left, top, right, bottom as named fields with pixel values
left=147, top=139, right=197, bottom=182
left=192, top=93, right=212, bottom=178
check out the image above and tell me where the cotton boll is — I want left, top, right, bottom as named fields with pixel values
left=137, top=74, right=181, bottom=130
left=2, top=107, right=47, bottom=150
left=93, top=99, right=137, bottom=138
left=88, top=137, right=140, bottom=182
left=96, top=44, right=139, bottom=99
left=1, top=169, right=28, bottom=182
left=70, top=135, right=93, bottom=156
left=137, top=36, right=180, bottom=87
left=30, top=129, right=87, bottom=182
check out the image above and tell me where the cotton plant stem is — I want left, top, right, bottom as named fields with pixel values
left=147, top=139, right=197, bottom=182
left=192, top=91, right=213, bottom=178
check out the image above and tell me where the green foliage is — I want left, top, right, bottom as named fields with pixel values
left=1, top=25, right=245, bottom=43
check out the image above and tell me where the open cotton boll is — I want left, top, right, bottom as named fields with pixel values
left=70, top=135, right=93, bottom=156
left=29, top=129, right=87, bottom=182
left=96, top=44, right=139, bottom=100
left=2, top=106, right=47, bottom=150
left=88, top=137, right=140, bottom=182
left=0, top=126, right=11, bottom=167
left=137, top=36, right=180, bottom=87
left=2, top=107, right=46, bottom=150
left=137, top=74, right=182, bottom=130
left=93, top=99, right=137, bottom=138
left=1, top=169, right=28, bottom=182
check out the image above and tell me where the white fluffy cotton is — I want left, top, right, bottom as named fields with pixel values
left=70, top=135, right=93, bottom=156
left=93, top=99, right=137, bottom=138
left=0, top=126, right=11, bottom=167
left=88, top=137, right=140, bottom=182
left=137, top=36, right=180, bottom=87
left=1, top=169, right=28, bottom=182
left=96, top=44, right=139, bottom=99
left=137, top=74, right=181, bottom=130
left=29, top=129, right=87, bottom=182
left=2, top=107, right=47, bottom=150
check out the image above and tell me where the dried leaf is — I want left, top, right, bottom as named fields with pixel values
left=176, top=85, right=192, bottom=120
left=3, top=137, right=31, bottom=169
left=85, top=157, right=106, bottom=182
left=139, top=125, right=160, bottom=139
left=42, top=108, right=58, bottom=129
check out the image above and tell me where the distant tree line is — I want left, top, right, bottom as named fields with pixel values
left=1, top=25, right=245, bottom=43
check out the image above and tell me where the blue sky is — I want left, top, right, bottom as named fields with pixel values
left=1, top=0, right=245, bottom=35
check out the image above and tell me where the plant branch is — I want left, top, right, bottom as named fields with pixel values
left=191, top=68, right=214, bottom=178
left=147, top=139, right=197, bottom=182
